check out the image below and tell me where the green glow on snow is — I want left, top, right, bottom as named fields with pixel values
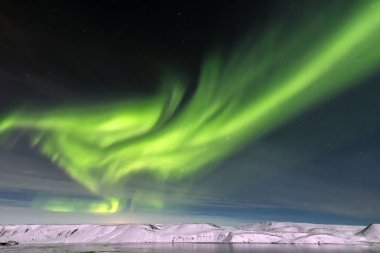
left=1, top=1, right=380, bottom=213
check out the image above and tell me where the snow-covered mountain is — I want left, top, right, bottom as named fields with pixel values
left=0, top=222, right=379, bottom=245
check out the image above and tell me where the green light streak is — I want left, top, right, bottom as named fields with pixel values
left=1, top=1, right=380, bottom=213
left=33, top=197, right=121, bottom=213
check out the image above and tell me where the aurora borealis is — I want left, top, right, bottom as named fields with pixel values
left=1, top=0, right=380, bottom=225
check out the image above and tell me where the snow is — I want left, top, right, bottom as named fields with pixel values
left=357, top=224, right=380, bottom=241
left=0, top=222, right=379, bottom=245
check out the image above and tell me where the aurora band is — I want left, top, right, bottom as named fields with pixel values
left=1, top=1, right=380, bottom=213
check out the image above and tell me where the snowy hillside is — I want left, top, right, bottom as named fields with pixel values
left=0, top=222, right=379, bottom=245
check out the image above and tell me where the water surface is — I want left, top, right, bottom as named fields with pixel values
left=1, top=244, right=380, bottom=253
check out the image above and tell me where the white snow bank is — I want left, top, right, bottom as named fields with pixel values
left=0, top=222, right=379, bottom=245
left=357, top=224, right=380, bottom=240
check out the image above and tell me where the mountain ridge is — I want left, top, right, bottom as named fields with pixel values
left=0, top=222, right=379, bottom=245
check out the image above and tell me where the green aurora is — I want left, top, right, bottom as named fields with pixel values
left=1, top=1, right=380, bottom=213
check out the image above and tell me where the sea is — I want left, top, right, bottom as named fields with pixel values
left=0, top=244, right=380, bottom=253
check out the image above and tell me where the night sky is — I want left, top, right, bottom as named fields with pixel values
left=0, top=0, right=380, bottom=225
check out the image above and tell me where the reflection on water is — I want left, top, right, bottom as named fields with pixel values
left=1, top=244, right=380, bottom=253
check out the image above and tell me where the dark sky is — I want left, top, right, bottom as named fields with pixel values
left=0, top=0, right=263, bottom=107
left=0, top=0, right=380, bottom=225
